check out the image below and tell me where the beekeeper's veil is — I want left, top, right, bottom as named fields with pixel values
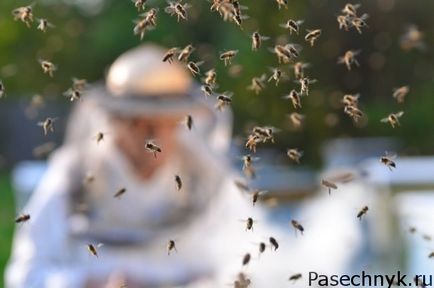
left=63, top=44, right=234, bottom=245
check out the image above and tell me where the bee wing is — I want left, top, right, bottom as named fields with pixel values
left=279, top=23, right=288, bottom=28
left=359, top=13, right=369, bottom=20
left=96, top=243, right=104, bottom=248
left=308, top=78, right=318, bottom=84
left=222, top=91, right=234, bottom=98
left=260, top=35, right=270, bottom=41
left=296, top=20, right=304, bottom=25
left=195, top=60, right=204, bottom=66
left=385, top=151, right=398, bottom=159
left=380, top=117, right=389, bottom=123
left=396, top=111, right=404, bottom=117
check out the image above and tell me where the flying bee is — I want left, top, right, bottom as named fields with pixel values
left=298, top=77, right=317, bottom=96
left=63, top=88, right=82, bottom=102
left=337, top=14, right=350, bottom=31
left=242, top=154, right=259, bottom=179
left=291, top=219, right=304, bottom=235
left=292, top=62, right=310, bottom=80
left=145, top=141, right=162, bottom=158
left=132, top=0, right=147, bottom=11
left=269, top=237, right=279, bottom=250
left=288, top=112, right=305, bottom=129
left=381, top=111, right=404, bottom=128
left=344, top=105, right=364, bottom=122
left=428, top=252, right=434, bottom=258
left=245, top=134, right=261, bottom=153
left=234, top=180, right=250, bottom=192
left=280, top=19, right=304, bottom=35
left=210, top=0, right=227, bottom=12
left=232, top=13, right=249, bottom=30
left=321, top=179, right=338, bottom=195
left=72, top=78, right=87, bottom=91
left=93, top=131, right=109, bottom=144
left=220, top=50, right=238, bottom=66
left=242, top=253, right=251, bottom=266
left=282, top=90, right=302, bottom=109
left=183, top=114, right=193, bottom=130
left=243, top=217, right=256, bottom=231
left=215, top=92, right=233, bottom=111
left=275, top=0, right=288, bottom=9
left=338, top=50, right=361, bottom=71
left=167, top=239, right=177, bottom=255
left=133, top=9, right=158, bottom=40
left=174, top=174, right=182, bottom=191
left=380, top=152, right=396, bottom=171
left=186, top=61, right=203, bottom=76
left=15, top=214, right=31, bottom=223
left=204, top=69, right=217, bottom=86
left=251, top=31, right=270, bottom=51
left=287, top=148, right=303, bottom=164
left=36, top=18, right=54, bottom=32
left=271, top=44, right=301, bottom=64
left=251, top=190, right=268, bottom=206
left=351, top=13, right=369, bottom=34
left=38, top=59, right=57, bottom=77
left=87, top=243, right=103, bottom=258
left=114, top=187, right=127, bottom=199
left=400, top=25, right=426, bottom=52
left=143, top=8, right=158, bottom=26
left=201, top=84, right=214, bottom=97
left=37, top=117, right=57, bottom=136
left=393, top=86, right=410, bottom=104
left=252, top=126, right=278, bottom=143
left=342, top=93, right=360, bottom=107
left=162, top=47, right=179, bottom=64
left=0, top=80, right=5, bottom=98
left=357, top=206, right=369, bottom=220
left=342, top=3, right=360, bottom=17
left=268, top=67, right=283, bottom=86
left=247, top=74, right=267, bottom=94
left=305, top=29, right=322, bottom=47
left=258, top=242, right=266, bottom=255
left=289, top=273, right=302, bottom=282
left=178, top=45, right=194, bottom=62
left=164, top=1, right=190, bottom=22
left=12, top=4, right=34, bottom=27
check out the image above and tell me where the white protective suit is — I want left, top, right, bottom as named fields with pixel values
left=5, top=45, right=366, bottom=288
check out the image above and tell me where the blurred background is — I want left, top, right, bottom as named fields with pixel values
left=1, top=0, right=434, bottom=286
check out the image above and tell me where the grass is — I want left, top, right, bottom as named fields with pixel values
left=0, top=171, right=15, bottom=288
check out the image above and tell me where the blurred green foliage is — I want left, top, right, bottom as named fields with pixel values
left=0, top=172, right=15, bottom=287
left=0, top=0, right=434, bottom=167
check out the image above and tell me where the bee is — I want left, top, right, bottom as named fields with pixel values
left=174, top=174, right=182, bottom=191
left=252, top=126, right=278, bottom=143
left=186, top=61, right=203, bottom=76
left=267, top=68, right=283, bottom=86
left=287, top=148, right=303, bottom=164
left=409, top=227, right=417, bottom=234
left=291, top=219, right=304, bottom=235
left=251, top=190, right=268, bottom=206
left=305, top=29, right=322, bottom=47
left=162, top=47, right=179, bottom=64
left=357, top=206, right=369, bottom=220
left=400, top=25, right=426, bottom=52
left=87, top=243, right=103, bottom=258
left=288, top=112, right=305, bottom=129
left=215, top=92, right=233, bottom=111
left=164, top=1, right=190, bottom=22
left=234, top=180, right=250, bottom=192
left=72, top=78, right=87, bottom=91
left=36, top=18, right=54, bottom=32
left=422, top=235, right=432, bottom=242
left=12, top=4, right=34, bottom=27
left=337, top=15, right=350, bottom=31
left=258, top=242, right=266, bottom=255
left=82, top=171, right=95, bottom=185
left=292, top=62, right=310, bottom=80
left=37, top=117, right=57, bottom=136
left=351, top=14, right=369, bottom=34
left=280, top=19, right=304, bottom=35
left=94, top=131, right=108, bottom=144
left=242, top=253, right=251, bottom=266
left=178, top=45, right=194, bottom=62
left=269, top=237, right=279, bottom=251
left=133, top=9, right=158, bottom=40
left=183, top=114, right=193, bottom=130
left=271, top=44, right=301, bottom=64
left=298, top=77, right=317, bottom=96
left=210, top=0, right=227, bottom=12
left=0, top=80, right=5, bottom=98
left=114, top=187, right=127, bottom=199
left=380, top=152, right=396, bottom=171
left=243, top=217, right=256, bottom=231
left=338, top=50, right=361, bottom=71
left=381, top=111, right=404, bottom=128
left=63, top=88, right=82, bottom=102
left=220, top=50, right=238, bottom=66
left=344, top=105, right=364, bottom=123
left=242, top=154, right=258, bottom=179
left=201, top=84, right=214, bottom=97
left=15, top=214, right=31, bottom=223
left=245, top=134, right=261, bottom=153
left=342, top=93, right=360, bottom=107
left=132, top=0, right=147, bottom=11
left=282, top=90, right=302, bottom=109
left=38, top=59, right=57, bottom=77
left=275, top=0, right=288, bottom=9
left=145, top=141, right=162, bottom=158
left=167, top=239, right=177, bottom=255
left=393, top=86, right=410, bottom=104
left=289, top=273, right=302, bottom=282
left=342, top=3, right=360, bottom=17
left=428, top=252, right=434, bottom=258
left=247, top=74, right=267, bottom=94
left=204, top=69, right=217, bottom=86
left=251, top=32, right=269, bottom=51
left=321, top=179, right=338, bottom=195
left=232, top=12, right=249, bottom=30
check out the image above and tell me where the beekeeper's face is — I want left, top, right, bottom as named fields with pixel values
left=111, top=114, right=182, bottom=179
